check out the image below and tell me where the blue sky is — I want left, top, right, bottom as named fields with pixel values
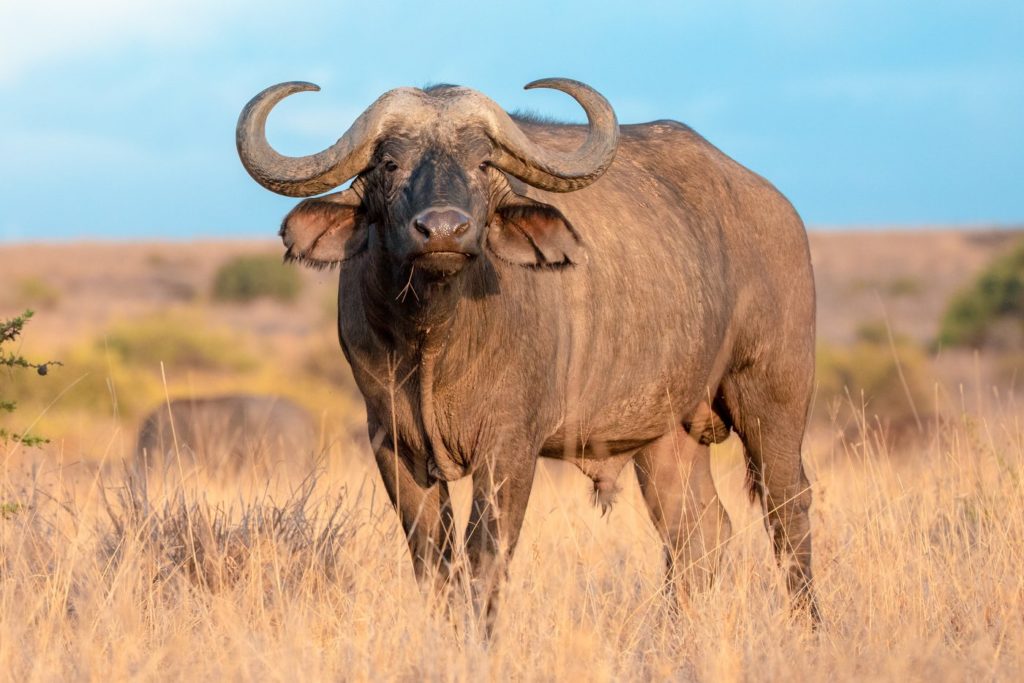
left=1, top=0, right=1021, bottom=240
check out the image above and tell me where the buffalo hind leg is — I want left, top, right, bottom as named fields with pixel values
left=723, top=369, right=820, bottom=623
left=373, top=440, right=456, bottom=593
left=635, top=428, right=732, bottom=599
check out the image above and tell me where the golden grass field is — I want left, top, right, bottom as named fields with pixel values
left=1, top=231, right=1023, bottom=680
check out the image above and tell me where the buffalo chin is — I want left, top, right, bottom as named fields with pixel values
left=412, top=251, right=473, bottom=277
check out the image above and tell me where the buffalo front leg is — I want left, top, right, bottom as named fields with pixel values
left=465, top=447, right=538, bottom=634
left=634, top=428, right=732, bottom=598
left=373, top=438, right=456, bottom=592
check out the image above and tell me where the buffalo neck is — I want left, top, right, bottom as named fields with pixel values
left=358, top=246, right=503, bottom=368
left=348, top=247, right=512, bottom=480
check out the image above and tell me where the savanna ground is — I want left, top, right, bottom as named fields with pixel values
left=1, top=229, right=1023, bottom=680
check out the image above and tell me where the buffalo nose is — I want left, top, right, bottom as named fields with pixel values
left=410, top=208, right=472, bottom=240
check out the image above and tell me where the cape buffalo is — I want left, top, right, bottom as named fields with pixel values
left=236, top=78, right=819, bottom=624
left=136, top=395, right=319, bottom=476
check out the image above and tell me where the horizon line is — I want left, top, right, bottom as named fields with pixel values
left=2, top=221, right=1023, bottom=246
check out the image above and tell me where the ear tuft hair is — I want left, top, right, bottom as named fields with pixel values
left=279, top=187, right=367, bottom=267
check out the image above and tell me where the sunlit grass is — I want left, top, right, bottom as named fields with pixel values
left=3, top=247, right=1022, bottom=679
left=1, top=385, right=1022, bottom=680
left=4, top=308, right=365, bottom=458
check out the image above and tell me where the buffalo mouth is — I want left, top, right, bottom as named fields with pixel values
left=412, top=250, right=474, bottom=276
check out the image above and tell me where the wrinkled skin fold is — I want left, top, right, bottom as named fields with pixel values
left=237, top=79, right=820, bottom=631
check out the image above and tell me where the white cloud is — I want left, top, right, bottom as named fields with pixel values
left=0, top=0, right=244, bottom=85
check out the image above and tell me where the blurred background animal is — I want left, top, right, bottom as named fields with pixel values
left=135, top=395, right=320, bottom=478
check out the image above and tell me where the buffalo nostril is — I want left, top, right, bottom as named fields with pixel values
left=410, top=208, right=473, bottom=241
left=413, top=218, right=431, bottom=237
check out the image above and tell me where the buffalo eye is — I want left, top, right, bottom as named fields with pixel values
left=383, top=159, right=399, bottom=173
left=478, top=161, right=489, bottom=173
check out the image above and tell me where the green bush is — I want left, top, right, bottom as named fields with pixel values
left=7, top=312, right=257, bottom=420
left=103, top=312, right=255, bottom=373
left=816, top=324, right=932, bottom=424
left=1, top=310, right=60, bottom=446
left=212, top=254, right=302, bottom=303
left=15, top=277, right=61, bottom=309
left=303, top=335, right=359, bottom=393
left=885, top=276, right=923, bottom=298
left=848, top=276, right=923, bottom=298
left=939, top=238, right=1024, bottom=349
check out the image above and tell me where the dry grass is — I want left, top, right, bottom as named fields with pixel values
left=2, top=393, right=1022, bottom=681
left=2, top=235, right=1023, bottom=679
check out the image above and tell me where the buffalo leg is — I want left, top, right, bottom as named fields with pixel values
left=465, top=448, right=537, bottom=633
left=635, top=428, right=731, bottom=597
left=373, top=440, right=455, bottom=590
left=723, top=369, right=820, bottom=622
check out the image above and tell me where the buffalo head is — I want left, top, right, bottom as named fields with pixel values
left=236, top=79, right=619, bottom=279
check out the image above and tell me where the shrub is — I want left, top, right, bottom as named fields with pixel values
left=103, top=312, right=255, bottom=373
left=938, top=238, right=1024, bottom=349
left=6, top=312, right=258, bottom=421
left=212, top=254, right=302, bottom=303
left=1, top=310, right=60, bottom=446
left=885, top=276, right=923, bottom=298
left=816, top=323, right=932, bottom=427
left=303, top=335, right=359, bottom=393
left=14, top=277, right=60, bottom=309
left=848, top=276, right=923, bottom=298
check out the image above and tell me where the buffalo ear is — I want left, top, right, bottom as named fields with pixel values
left=487, top=193, right=585, bottom=267
left=280, top=186, right=367, bottom=267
